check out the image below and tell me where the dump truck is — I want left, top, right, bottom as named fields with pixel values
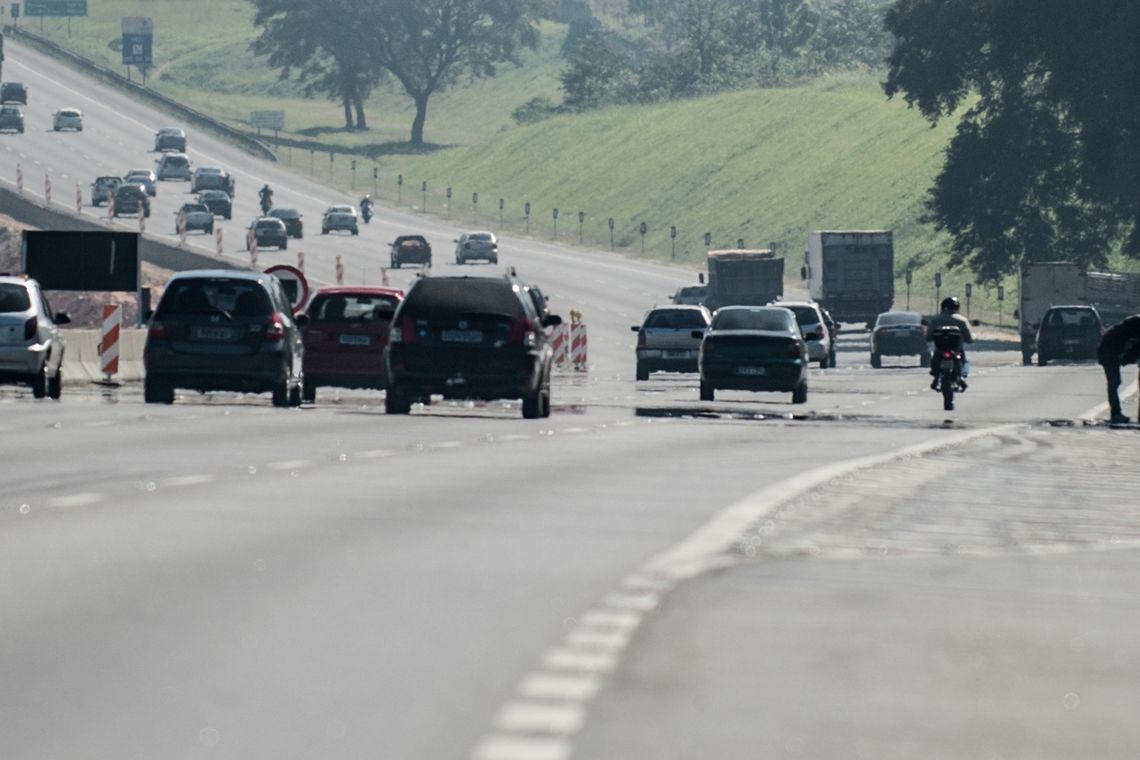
left=1017, top=261, right=1140, bottom=364
left=705, top=249, right=784, bottom=310
left=803, top=230, right=894, bottom=325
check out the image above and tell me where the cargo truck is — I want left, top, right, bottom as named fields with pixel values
left=802, top=230, right=894, bottom=325
left=705, top=249, right=784, bottom=310
left=1017, top=261, right=1140, bottom=364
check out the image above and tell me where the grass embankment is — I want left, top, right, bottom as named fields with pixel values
left=28, top=2, right=1023, bottom=322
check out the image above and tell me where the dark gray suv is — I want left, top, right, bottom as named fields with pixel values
left=383, top=275, right=562, bottom=417
left=143, top=271, right=306, bottom=406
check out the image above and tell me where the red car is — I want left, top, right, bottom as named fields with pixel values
left=300, top=287, right=404, bottom=402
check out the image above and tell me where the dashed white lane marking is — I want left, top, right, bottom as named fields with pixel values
left=498, top=434, right=531, bottom=442
left=473, top=736, right=570, bottom=760
left=496, top=701, right=585, bottom=734
left=46, top=492, right=105, bottom=508
left=541, top=648, right=617, bottom=674
left=267, top=459, right=312, bottom=471
left=356, top=448, right=396, bottom=459
left=162, top=474, right=216, bottom=488
left=519, top=673, right=601, bottom=701
left=602, top=591, right=659, bottom=612
left=565, top=629, right=630, bottom=651
left=579, top=609, right=640, bottom=630
left=427, top=440, right=464, bottom=450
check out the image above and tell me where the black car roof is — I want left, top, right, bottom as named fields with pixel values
left=403, top=277, right=526, bottom=317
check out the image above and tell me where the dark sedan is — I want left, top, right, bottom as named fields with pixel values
left=198, top=190, right=232, bottom=219
left=268, top=207, right=304, bottom=238
left=1036, top=305, right=1103, bottom=365
left=871, top=310, right=930, bottom=367
left=696, top=305, right=808, bottom=403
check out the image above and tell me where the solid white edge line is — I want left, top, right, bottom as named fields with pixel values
left=46, top=493, right=105, bottom=508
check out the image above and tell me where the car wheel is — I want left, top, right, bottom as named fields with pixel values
left=392, top=260, right=400, bottom=269
left=385, top=389, right=412, bottom=415
left=828, top=350, right=837, bottom=368
left=206, top=224, right=214, bottom=234
left=289, top=383, right=302, bottom=407
left=47, top=369, right=63, bottom=399
left=1037, top=354, right=1048, bottom=366
left=456, top=256, right=463, bottom=265
left=870, top=352, right=882, bottom=369
left=322, top=228, right=328, bottom=235
left=792, top=381, right=808, bottom=404
left=53, top=126, right=59, bottom=132
left=31, top=367, right=47, bottom=399
left=144, top=377, right=174, bottom=404
left=636, top=363, right=649, bottom=382
left=225, top=213, right=232, bottom=220
left=491, top=258, right=498, bottom=265
left=281, top=241, right=288, bottom=250
left=818, top=356, right=828, bottom=370
left=540, top=384, right=552, bottom=418
left=699, top=380, right=714, bottom=401
left=522, top=387, right=543, bottom=419
left=272, top=378, right=290, bottom=408
left=919, top=352, right=931, bottom=368
left=302, top=379, right=316, bottom=404
left=351, top=229, right=359, bottom=236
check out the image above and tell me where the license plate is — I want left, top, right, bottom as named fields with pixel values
left=736, top=366, right=766, bottom=375
left=441, top=329, right=483, bottom=343
left=192, top=326, right=235, bottom=341
left=1063, top=339, right=1080, bottom=345
left=339, top=334, right=371, bottom=346
left=663, top=350, right=692, bottom=359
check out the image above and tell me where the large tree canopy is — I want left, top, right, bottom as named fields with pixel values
left=883, top=0, right=1140, bottom=280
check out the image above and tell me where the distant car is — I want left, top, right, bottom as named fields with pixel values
left=190, top=166, right=234, bottom=193
left=383, top=274, right=562, bottom=417
left=779, top=301, right=835, bottom=369
left=124, top=168, right=157, bottom=196
left=390, top=234, right=432, bottom=268
left=154, top=127, right=186, bottom=152
left=0, top=105, right=25, bottom=133
left=696, top=305, right=809, bottom=404
left=321, top=205, right=358, bottom=235
left=143, top=270, right=305, bottom=407
left=112, top=183, right=151, bottom=217
left=0, top=82, right=28, bottom=105
left=454, top=231, right=499, bottom=264
left=197, top=190, right=233, bottom=219
left=155, top=153, right=192, bottom=181
left=91, top=176, right=122, bottom=206
left=870, top=310, right=929, bottom=368
left=631, top=305, right=711, bottom=380
left=1036, top=305, right=1103, bottom=366
left=268, top=207, right=303, bottom=238
left=247, top=216, right=288, bottom=250
left=300, top=287, right=404, bottom=403
left=0, top=274, right=69, bottom=399
left=671, top=284, right=709, bottom=306
left=51, top=108, right=83, bottom=131
left=175, top=203, right=214, bottom=234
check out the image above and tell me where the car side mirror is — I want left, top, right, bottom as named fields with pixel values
left=631, top=325, right=640, bottom=332
left=294, top=314, right=311, bottom=328
left=691, top=330, right=705, bottom=339
left=971, top=319, right=981, bottom=327
left=543, top=314, right=563, bottom=328
left=54, top=312, right=71, bottom=325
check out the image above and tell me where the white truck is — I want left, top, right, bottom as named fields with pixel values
left=705, top=249, right=784, bottom=310
left=803, top=230, right=894, bottom=325
left=1017, top=261, right=1140, bottom=364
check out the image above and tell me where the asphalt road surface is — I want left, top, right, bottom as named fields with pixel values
left=2, top=39, right=1138, bottom=760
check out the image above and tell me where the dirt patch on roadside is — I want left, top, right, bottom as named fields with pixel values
left=0, top=216, right=173, bottom=327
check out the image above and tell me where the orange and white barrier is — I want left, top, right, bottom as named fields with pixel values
left=99, top=304, right=122, bottom=377
left=215, top=226, right=223, bottom=255
left=106, top=191, right=114, bottom=221
left=297, top=250, right=305, bottom=273
left=249, top=237, right=258, bottom=266
left=381, top=268, right=390, bottom=286
left=138, top=213, right=145, bottom=233
left=16, top=163, right=23, bottom=192
left=570, top=323, right=588, bottom=371
left=44, top=174, right=52, bottom=204
left=335, top=255, right=344, bottom=285
left=551, top=323, right=570, bottom=368
left=177, top=211, right=187, bottom=244
left=75, top=183, right=82, bottom=213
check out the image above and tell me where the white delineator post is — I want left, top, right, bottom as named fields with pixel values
left=44, top=174, right=52, bottom=204
left=297, top=250, right=305, bottom=273
left=75, top=183, right=82, bottom=213
left=215, top=226, right=224, bottom=255
left=100, top=304, right=122, bottom=379
left=335, top=255, right=344, bottom=285
left=16, top=163, right=23, bottom=192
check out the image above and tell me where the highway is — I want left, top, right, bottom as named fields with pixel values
left=2, top=38, right=1139, bottom=760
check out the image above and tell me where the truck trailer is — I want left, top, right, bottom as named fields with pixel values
left=705, top=249, right=784, bottom=310
left=803, top=230, right=894, bottom=325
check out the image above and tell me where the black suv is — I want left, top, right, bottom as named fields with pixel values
left=0, top=82, right=28, bottom=105
left=390, top=234, right=432, bottom=268
left=1035, top=305, right=1103, bottom=365
left=143, top=271, right=306, bottom=406
left=0, top=105, right=24, bottom=133
left=383, top=275, right=562, bottom=417
left=112, top=184, right=151, bottom=217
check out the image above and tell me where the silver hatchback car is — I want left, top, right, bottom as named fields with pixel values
left=0, top=275, right=69, bottom=398
left=631, top=304, right=711, bottom=380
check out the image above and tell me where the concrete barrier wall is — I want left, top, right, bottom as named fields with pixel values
left=62, top=329, right=146, bottom=383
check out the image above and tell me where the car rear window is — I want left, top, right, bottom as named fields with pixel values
left=713, top=308, right=794, bottom=332
left=158, top=279, right=272, bottom=318
left=309, top=294, right=399, bottom=322
left=645, top=309, right=707, bottom=329
left=0, top=283, right=31, bottom=313
left=786, top=306, right=820, bottom=325
left=257, top=220, right=283, bottom=230
left=469, top=233, right=493, bottom=241
left=876, top=312, right=921, bottom=327
left=272, top=209, right=300, bottom=219
left=1046, top=308, right=1098, bottom=328
left=166, top=157, right=188, bottom=167
left=401, top=278, right=524, bottom=319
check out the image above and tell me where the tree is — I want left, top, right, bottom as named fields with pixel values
left=561, top=31, right=638, bottom=109
left=883, top=0, right=1140, bottom=279
left=367, top=0, right=549, bottom=145
left=250, top=0, right=379, bottom=129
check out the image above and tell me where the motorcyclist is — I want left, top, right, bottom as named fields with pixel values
left=360, top=194, right=374, bottom=221
left=927, top=296, right=973, bottom=391
left=258, top=184, right=273, bottom=213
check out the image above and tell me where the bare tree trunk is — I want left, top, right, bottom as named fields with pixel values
left=343, top=95, right=354, bottom=129
left=410, top=93, right=429, bottom=145
left=353, top=90, right=367, bottom=130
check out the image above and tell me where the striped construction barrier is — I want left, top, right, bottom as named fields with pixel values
left=16, top=163, right=23, bottom=192
left=551, top=323, right=570, bottom=368
left=335, top=255, right=344, bottom=285
left=75, top=183, right=82, bottom=213
left=215, top=226, right=223, bottom=255
left=99, top=304, right=122, bottom=378
left=44, top=174, right=52, bottom=204
left=297, top=250, right=305, bottom=273
left=570, top=323, right=588, bottom=372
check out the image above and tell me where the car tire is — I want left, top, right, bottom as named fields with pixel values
left=352, top=229, right=359, bottom=236
left=818, top=356, right=828, bottom=370
left=827, top=350, right=837, bottom=368
left=48, top=369, right=62, bottom=399
left=870, top=352, right=882, bottom=369
left=792, top=382, right=808, bottom=404
left=302, top=379, right=316, bottom=404
left=281, top=241, right=288, bottom=250
left=920, top=352, right=931, bottom=368
left=31, top=367, right=47, bottom=399
left=522, top=387, right=543, bottom=419
left=144, top=377, right=174, bottom=404
left=385, top=389, right=412, bottom=415
left=53, top=126, right=59, bottom=132
left=540, top=384, right=552, bottom=418
left=699, top=380, right=714, bottom=401
left=272, top=379, right=290, bottom=408
left=322, top=228, right=328, bottom=235
left=206, top=224, right=214, bottom=235
left=636, top=363, right=649, bottom=382
left=456, top=256, right=463, bottom=265
left=392, top=260, right=400, bottom=269
left=491, top=258, right=498, bottom=265
left=225, top=213, right=232, bottom=220
left=1038, top=354, right=1048, bottom=366
left=289, top=383, right=302, bottom=407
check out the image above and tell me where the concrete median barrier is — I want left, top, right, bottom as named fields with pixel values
left=62, top=329, right=146, bottom=384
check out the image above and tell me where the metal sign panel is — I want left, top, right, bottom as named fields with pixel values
left=24, top=0, right=87, bottom=17
left=250, top=110, right=285, bottom=130
left=21, top=231, right=140, bottom=291
left=121, top=17, right=153, bottom=66
left=264, top=264, right=308, bottom=311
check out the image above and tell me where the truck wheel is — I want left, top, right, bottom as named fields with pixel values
left=870, top=353, right=882, bottom=369
left=636, top=363, right=649, bottom=382
left=1023, top=351, right=1033, bottom=366
left=699, top=380, right=714, bottom=401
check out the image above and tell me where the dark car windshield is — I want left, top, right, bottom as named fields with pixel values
left=1045, top=308, right=1099, bottom=328
left=876, top=311, right=921, bottom=327
left=0, top=283, right=32, bottom=313
left=712, top=308, right=794, bottom=332
left=645, top=309, right=708, bottom=329
left=157, top=279, right=272, bottom=318
left=786, top=305, right=821, bottom=325
left=402, top=278, right=525, bottom=320
left=271, top=209, right=300, bottom=219
left=309, top=294, right=400, bottom=322
left=181, top=204, right=209, bottom=214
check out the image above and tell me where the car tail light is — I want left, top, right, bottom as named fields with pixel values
left=264, top=313, right=287, bottom=342
left=509, top=317, right=537, bottom=347
left=147, top=321, right=166, bottom=340
left=789, top=339, right=804, bottom=357
left=636, top=330, right=646, bottom=348
left=941, top=350, right=954, bottom=360
left=24, top=316, right=37, bottom=341
left=390, top=315, right=417, bottom=344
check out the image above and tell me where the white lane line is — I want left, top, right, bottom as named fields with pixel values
left=498, top=434, right=531, bottom=442
left=427, top=441, right=464, bottom=450
left=541, top=648, right=617, bottom=674
left=267, top=459, right=312, bottom=471
left=162, top=474, right=216, bottom=488
left=46, top=492, right=105, bottom=508
left=1080, top=378, right=1139, bottom=420
left=565, top=629, right=630, bottom=651
left=602, top=591, right=660, bottom=612
left=579, top=609, right=641, bottom=630
left=473, top=736, right=570, bottom=760
left=519, top=673, right=601, bottom=702
left=495, top=702, right=585, bottom=735
left=356, top=448, right=396, bottom=459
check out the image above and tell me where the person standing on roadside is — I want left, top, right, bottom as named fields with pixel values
left=1097, top=314, right=1140, bottom=424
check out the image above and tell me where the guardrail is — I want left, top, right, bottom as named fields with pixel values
left=3, top=26, right=278, bottom=163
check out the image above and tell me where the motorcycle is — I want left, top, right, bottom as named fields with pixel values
left=361, top=202, right=374, bottom=224
left=259, top=195, right=273, bottom=216
left=931, top=325, right=965, bottom=411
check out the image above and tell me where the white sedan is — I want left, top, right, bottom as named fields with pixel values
left=52, top=108, right=83, bottom=132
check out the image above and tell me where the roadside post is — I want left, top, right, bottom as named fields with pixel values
left=335, top=255, right=344, bottom=285
left=737, top=238, right=744, bottom=248
left=499, top=198, right=504, bottom=228
left=670, top=225, right=677, bottom=260
left=704, top=232, right=712, bottom=248
left=934, top=271, right=942, bottom=311
left=552, top=207, right=558, bottom=239
left=215, top=226, right=223, bottom=255
left=44, top=174, right=51, bottom=205
left=177, top=209, right=186, bottom=245
left=998, top=285, right=1005, bottom=327
left=640, top=221, right=648, bottom=254
left=905, top=269, right=912, bottom=310
left=350, top=159, right=356, bottom=189
left=329, top=151, right=334, bottom=179
left=421, top=181, right=427, bottom=212
left=297, top=250, right=305, bottom=273
left=608, top=218, right=615, bottom=250
left=372, top=166, right=378, bottom=195
left=446, top=187, right=452, bottom=218
left=74, top=183, right=81, bottom=213
left=965, top=282, right=973, bottom=319
left=397, top=174, right=403, bottom=204
left=16, top=162, right=22, bottom=192
left=472, top=192, right=478, bottom=223
left=524, top=202, right=531, bottom=234
left=578, top=211, right=585, bottom=244
left=99, top=304, right=122, bottom=381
